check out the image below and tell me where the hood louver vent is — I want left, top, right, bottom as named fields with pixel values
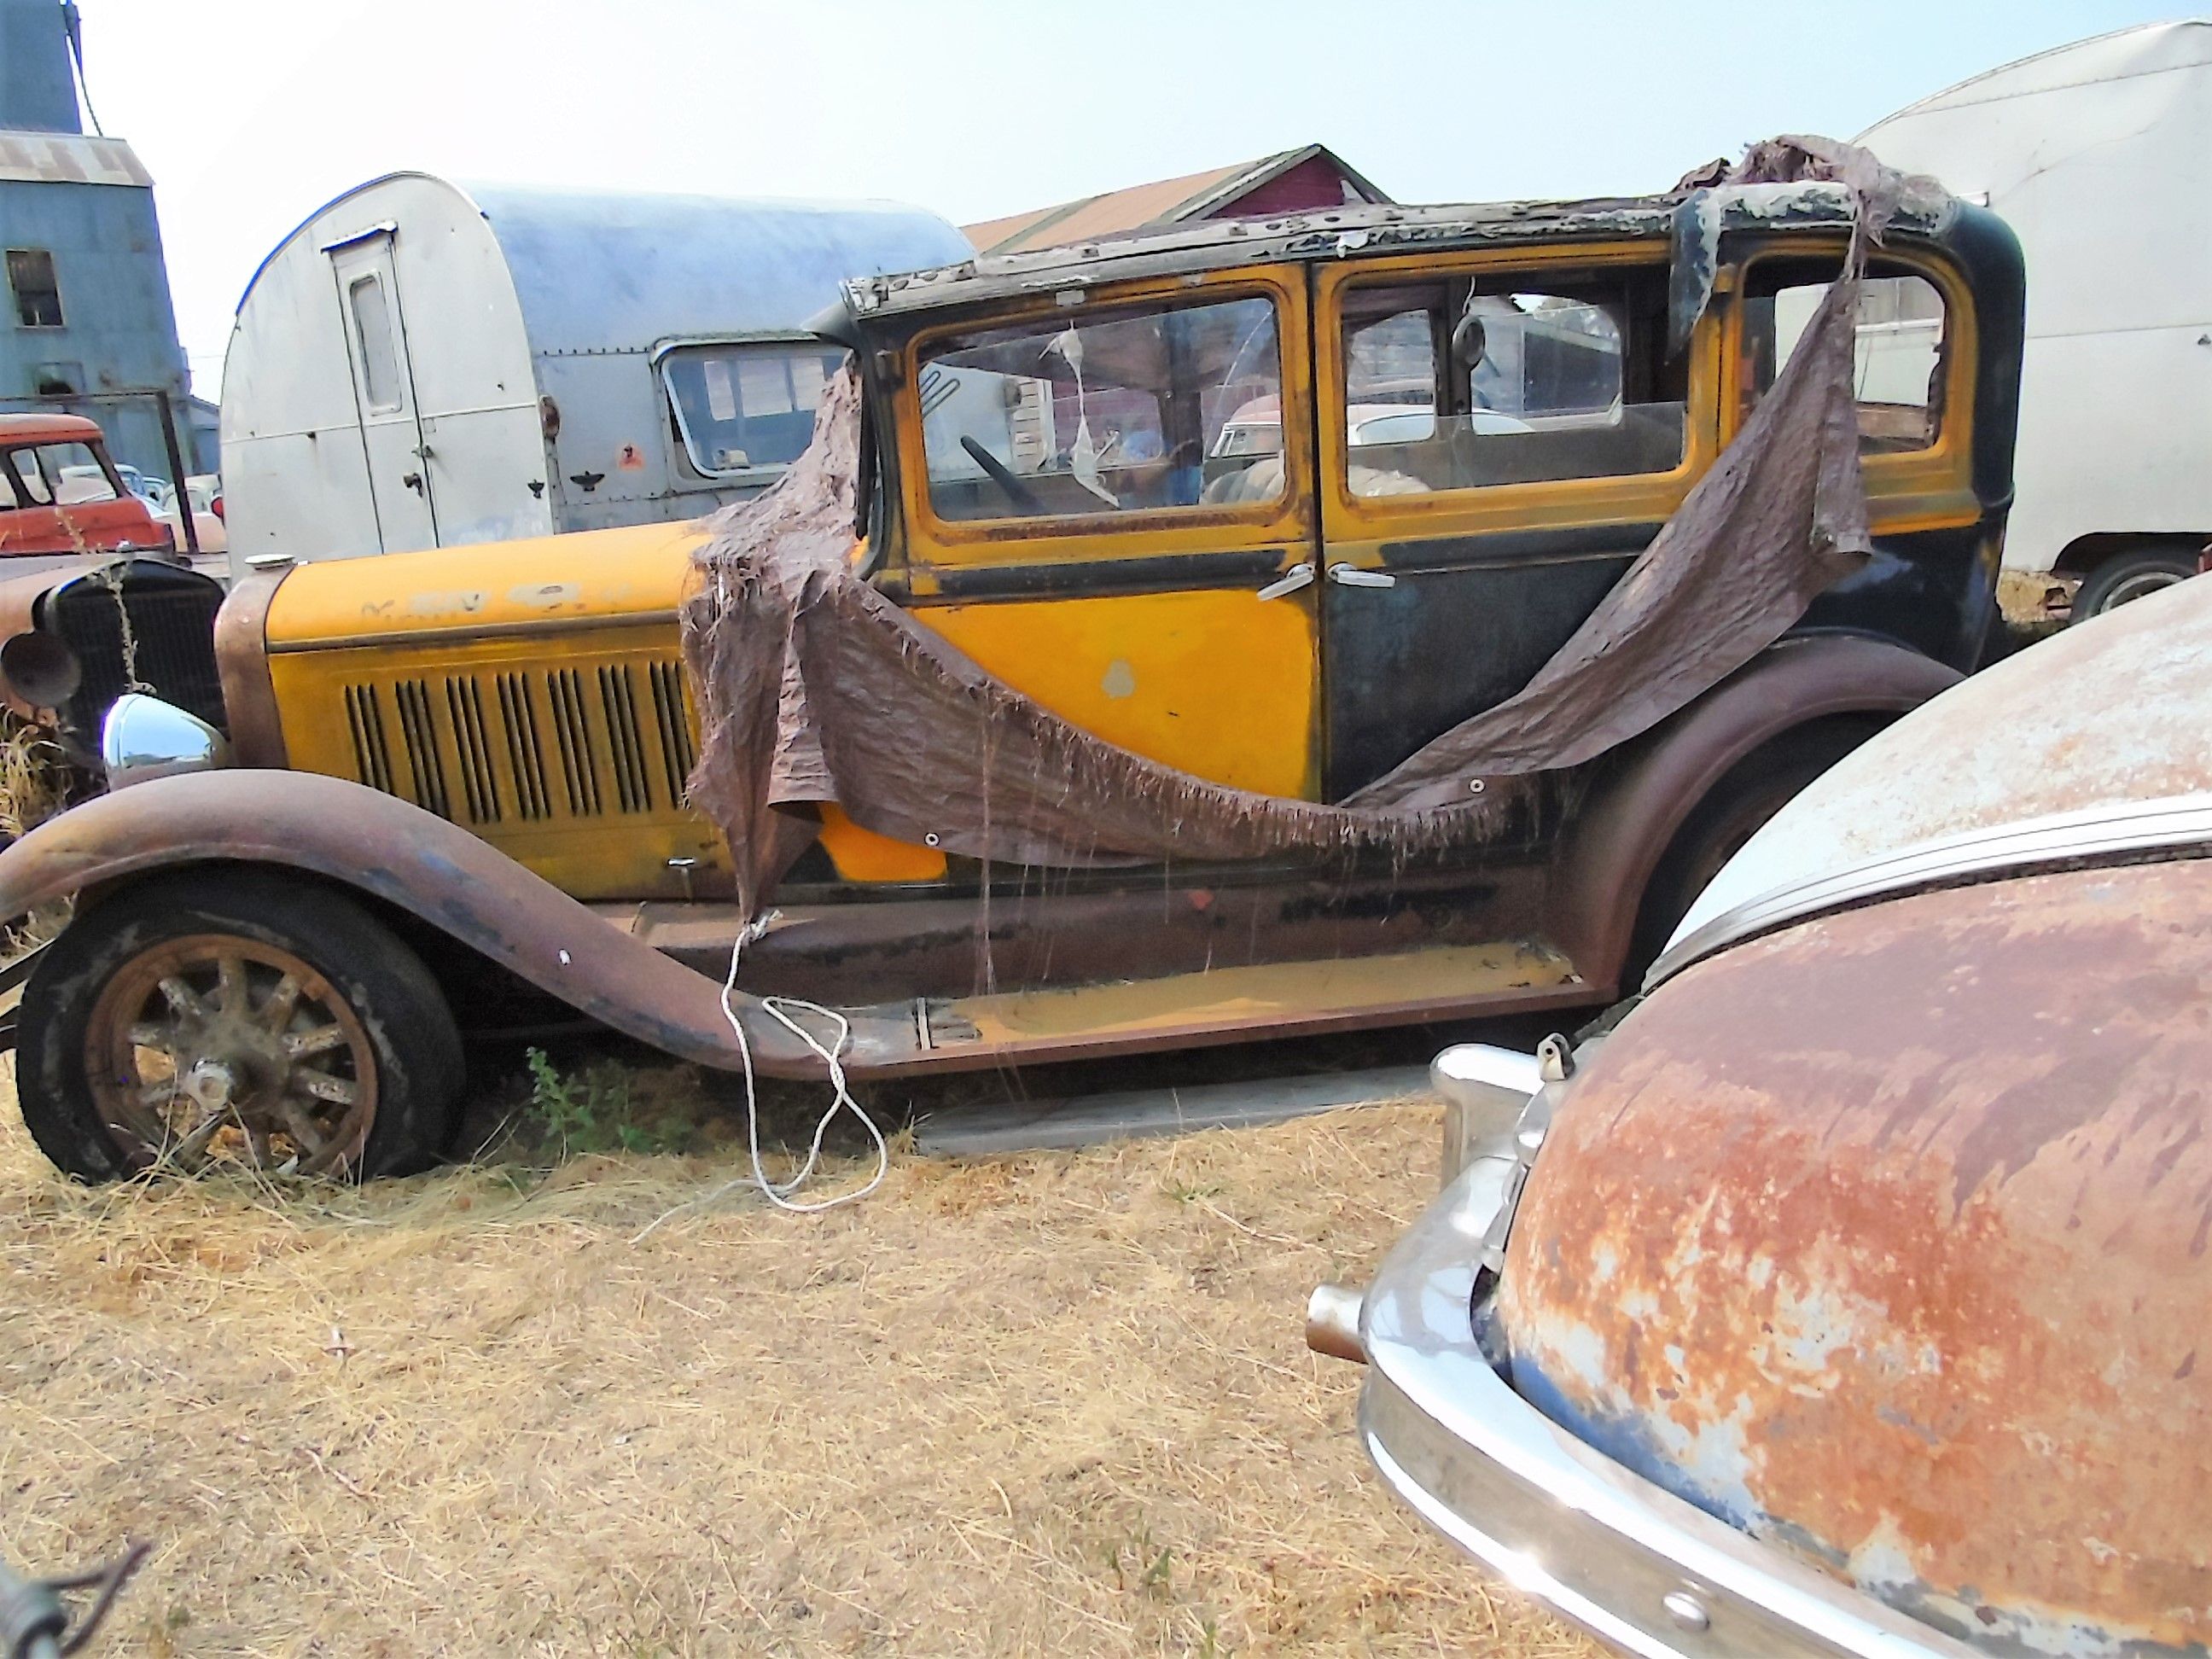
left=338, top=659, right=697, bottom=826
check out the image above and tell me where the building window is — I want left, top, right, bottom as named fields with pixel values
left=7, top=249, right=63, bottom=329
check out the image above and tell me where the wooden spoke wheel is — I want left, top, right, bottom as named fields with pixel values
left=16, top=871, right=464, bottom=1184
left=85, top=934, right=378, bottom=1176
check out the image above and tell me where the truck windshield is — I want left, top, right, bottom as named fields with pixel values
left=0, top=442, right=119, bottom=507
left=661, top=343, right=852, bottom=479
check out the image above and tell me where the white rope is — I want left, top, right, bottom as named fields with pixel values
left=629, top=917, right=888, bottom=1243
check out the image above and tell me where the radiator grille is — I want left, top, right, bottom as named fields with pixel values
left=339, top=660, right=698, bottom=824
left=49, top=562, right=227, bottom=748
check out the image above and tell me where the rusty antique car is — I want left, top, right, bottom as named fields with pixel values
left=0, top=177, right=2023, bottom=1180
left=1312, top=573, right=2212, bottom=1656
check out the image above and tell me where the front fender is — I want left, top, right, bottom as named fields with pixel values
left=1550, top=634, right=1962, bottom=992
left=0, top=770, right=860, bottom=1075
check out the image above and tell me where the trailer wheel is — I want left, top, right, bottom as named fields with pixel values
left=1622, top=719, right=1877, bottom=991
left=2072, top=550, right=2197, bottom=621
left=15, top=870, right=464, bottom=1183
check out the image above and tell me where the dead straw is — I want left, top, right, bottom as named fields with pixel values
left=0, top=1060, right=1598, bottom=1656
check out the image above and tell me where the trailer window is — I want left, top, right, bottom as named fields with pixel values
left=661, top=344, right=849, bottom=479
left=1740, top=267, right=1947, bottom=453
left=6, top=249, right=62, bottom=329
left=347, top=275, right=404, bottom=413
left=917, top=294, right=1284, bottom=523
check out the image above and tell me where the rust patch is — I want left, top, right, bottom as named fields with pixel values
left=1499, top=859, right=2212, bottom=1653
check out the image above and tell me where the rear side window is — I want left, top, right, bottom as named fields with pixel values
left=1739, top=265, right=1948, bottom=453
left=660, top=343, right=850, bottom=478
left=1337, top=268, right=1687, bottom=499
left=917, top=294, right=1284, bottom=522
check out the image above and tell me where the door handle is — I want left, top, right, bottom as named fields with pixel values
left=1256, top=562, right=1315, bottom=601
left=400, top=471, right=424, bottom=494
left=1328, top=563, right=1396, bottom=589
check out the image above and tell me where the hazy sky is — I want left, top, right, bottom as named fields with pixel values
left=67, top=0, right=2187, bottom=398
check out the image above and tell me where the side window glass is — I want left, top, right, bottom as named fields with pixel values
left=1340, top=281, right=1685, bottom=498
left=1740, top=269, right=1947, bottom=453
left=919, top=294, right=1283, bottom=523
left=347, top=274, right=403, bottom=413
left=661, top=344, right=849, bottom=477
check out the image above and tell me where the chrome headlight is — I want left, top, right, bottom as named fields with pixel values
left=101, top=693, right=230, bottom=789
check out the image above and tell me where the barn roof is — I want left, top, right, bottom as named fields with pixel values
left=961, top=144, right=1388, bottom=256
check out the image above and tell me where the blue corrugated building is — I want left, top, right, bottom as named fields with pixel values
left=0, top=0, right=205, bottom=482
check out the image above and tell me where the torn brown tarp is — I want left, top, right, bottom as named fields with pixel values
left=683, top=146, right=1892, bottom=920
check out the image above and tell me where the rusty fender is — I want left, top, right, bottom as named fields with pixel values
left=1548, top=632, right=1961, bottom=991
left=1499, top=859, right=2212, bottom=1656
left=0, top=770, right=871, bottom=1078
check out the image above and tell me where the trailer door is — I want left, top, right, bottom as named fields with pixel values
left=327, top=231, right=439, bottom=552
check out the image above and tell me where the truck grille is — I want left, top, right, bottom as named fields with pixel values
left=48, top=561, right=228, bottom=748
left=339, top=659, right=699, bottom=826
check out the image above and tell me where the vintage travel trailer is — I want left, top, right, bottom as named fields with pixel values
left=218, top=177, right=969, bottom=573
left=1861, top=20, right=2212, bottom=618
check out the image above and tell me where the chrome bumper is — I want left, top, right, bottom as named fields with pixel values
left=1353, top=1152, right=1976, bottom=1659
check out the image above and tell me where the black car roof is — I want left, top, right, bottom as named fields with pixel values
left=836, top=180, right=1959, bottom=323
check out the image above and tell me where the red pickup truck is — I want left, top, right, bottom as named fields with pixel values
left=0, top=413, right=176, bottom=568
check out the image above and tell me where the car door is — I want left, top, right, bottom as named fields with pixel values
left=1311, top=247, right=1720, bottom=799
left=887, top=267, right=1324, bottom=818
left=327, top=230, right=440, bottom=553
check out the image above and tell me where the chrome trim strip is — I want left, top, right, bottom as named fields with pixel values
left=1650, top=792, right=2212, bottom=991
left=1358, top=1155, right=1975, bottom=1659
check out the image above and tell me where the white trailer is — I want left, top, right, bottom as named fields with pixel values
left=1860, top=20, right=2212, bottom=619
left=218, top=176, right=969, bottom=573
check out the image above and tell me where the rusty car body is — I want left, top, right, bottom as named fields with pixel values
left=0, top=179, right=2025, bottom=1181
left=1312, top=573, right=2212, bottom=1656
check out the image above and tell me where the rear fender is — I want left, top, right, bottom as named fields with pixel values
left=0, top=769, right=853, bottom=1075
left=1550, top=634, right=1962, bottom=994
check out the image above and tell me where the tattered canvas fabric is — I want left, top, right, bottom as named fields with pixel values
left=683, top=141, right=1901, bottom=919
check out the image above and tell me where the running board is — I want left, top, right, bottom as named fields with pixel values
left=799, top=940, right=1594, bottom=1079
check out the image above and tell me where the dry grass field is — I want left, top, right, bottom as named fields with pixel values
left=0, top=1054, right=1598, bottom=1657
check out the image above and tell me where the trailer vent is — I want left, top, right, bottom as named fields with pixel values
left=337, top=660, right=697, bottom=824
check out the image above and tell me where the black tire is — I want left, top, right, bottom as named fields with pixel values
left=16, top=869, right=464, bottom=1183
left=1622, top=719, right=1879, bottom=991
left=2072, top=550, right=2197, bottom=622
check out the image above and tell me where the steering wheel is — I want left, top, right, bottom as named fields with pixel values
left=960, top=436, right=1047, bottom=515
